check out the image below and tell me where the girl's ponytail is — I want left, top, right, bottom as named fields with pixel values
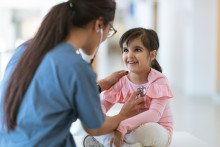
left=151, top=59, right=162, bottom=73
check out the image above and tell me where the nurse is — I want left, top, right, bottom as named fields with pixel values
left=0, top=0, right=144, bottom=147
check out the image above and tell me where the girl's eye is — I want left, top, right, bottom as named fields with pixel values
left=134, top=48, right=141, bottom=52
left=123, top=48, right=128, bottom=53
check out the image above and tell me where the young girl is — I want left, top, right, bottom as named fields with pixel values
left=83, top=28, right=173, bottom=147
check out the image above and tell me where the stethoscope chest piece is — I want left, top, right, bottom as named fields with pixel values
left=137, top=86, right=146, bottom=97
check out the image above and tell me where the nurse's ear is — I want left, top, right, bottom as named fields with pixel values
left=150, top=50, right=157, bottom=61
left=94, top=17, right=104, bottom=33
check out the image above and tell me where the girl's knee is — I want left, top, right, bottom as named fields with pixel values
left=128, top=123, right=169, bottom=147
left=136, top=122, right=163, bottom=135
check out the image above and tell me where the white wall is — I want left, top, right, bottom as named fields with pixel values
left=189, top=0, right=217, bottom=96
left=0, top=0, right=65, bottom=79
left=0, top=9, right=15, bottom=78
left=158, top=0, right=218, bottom=96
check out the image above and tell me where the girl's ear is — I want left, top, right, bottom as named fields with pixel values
left=150, top=50, right=157, bottom=61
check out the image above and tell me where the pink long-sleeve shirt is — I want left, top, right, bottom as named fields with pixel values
left=101, top=69, right=173, bottom=136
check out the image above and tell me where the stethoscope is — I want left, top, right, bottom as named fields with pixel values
left=90, top=28, right=103, bottom=65
left=75, top=28, right=103, bottom=65
left=137, top=86, right=146, bottom=97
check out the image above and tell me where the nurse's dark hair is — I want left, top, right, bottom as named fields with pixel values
left=4, top=0, right=116, bottom=131
left=119, top=27, right=162, bottom=72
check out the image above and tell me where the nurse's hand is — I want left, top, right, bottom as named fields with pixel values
left=97, top=70, right=128, bottom=92
left=119, top=91, right=145, bottom=118
left=83, top=91, right=144, bottom=136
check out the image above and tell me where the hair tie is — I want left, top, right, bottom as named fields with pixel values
left=69, top=2, right=74, bottom=10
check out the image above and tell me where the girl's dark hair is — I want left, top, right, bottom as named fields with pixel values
left=4, top=0, right=116, bottom=131
left=119, top=27, right=162, bottom=73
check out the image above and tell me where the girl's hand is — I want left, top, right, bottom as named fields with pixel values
left=110, top=130, right=124, bottom=147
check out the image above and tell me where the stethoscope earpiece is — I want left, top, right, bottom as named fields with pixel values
left=100, top=28, right=103, bottom=37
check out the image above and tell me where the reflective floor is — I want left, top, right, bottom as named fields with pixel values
left=170, top=93, right=220, bottom=147
left=71, top=92, right=220, bottom=147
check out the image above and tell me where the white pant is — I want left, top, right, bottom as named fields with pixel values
left=94, top=122, right=171, bottom=147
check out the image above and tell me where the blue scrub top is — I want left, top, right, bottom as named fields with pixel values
left=0, top=42, right=105, bottom=147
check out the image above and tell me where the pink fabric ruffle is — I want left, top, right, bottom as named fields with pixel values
left=102, top=87, right=125, bottom=104
left=103, top=83, right=173, bottom=105
left=102, top=68, right=173, bottom=106
left=146, top=84, right=173, bottom=99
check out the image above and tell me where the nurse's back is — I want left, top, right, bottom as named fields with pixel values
left=0, top=41, right=104, bottom=147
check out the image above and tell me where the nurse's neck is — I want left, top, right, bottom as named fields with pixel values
left=66, top=26, right=90, bottom=50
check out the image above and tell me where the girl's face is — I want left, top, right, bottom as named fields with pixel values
left=122, top=38, right=151, bottom=74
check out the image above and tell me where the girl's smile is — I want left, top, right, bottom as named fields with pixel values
left=127, top=60, right=138, bottom=64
